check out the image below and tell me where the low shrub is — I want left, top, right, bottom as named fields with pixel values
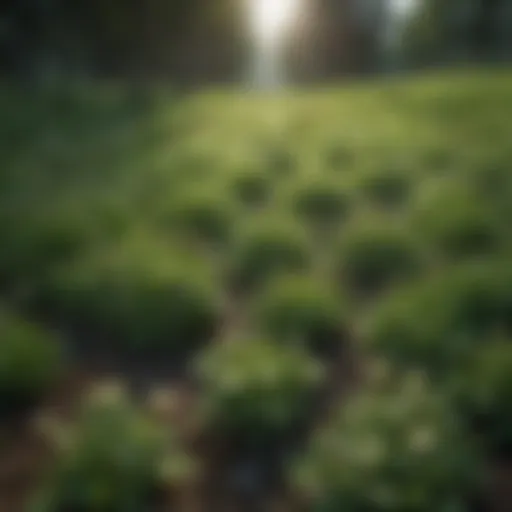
left=254, top=274, right=347, bottom=356
left=423, top=147, right=454, bottom=173
left=337, top=223, right=423, bottom=294
left=162, top=190, right=235, bottom=245
left=367, top=262, right=512, bottom=377
left=39, top=241, right=220, bottom=355
left=195, top=339, right=324, bottom=439
left=34, top=384, right=194, bottom=512
left=466, top=162, right=512, bottom=223
left=230, top=218, right=312, bottom=289
left=467, top=162, right=512, bottom=200
left=413, top=185, right=504, bottom=260
left=0, top=207, right=94, bottom=288
left=263, top=145, right=295, bottom=177
left=0, top=311, right=63, bottom=416
left=229, top=169, right=271, bottom=206
left=358, top=166, right=412, bottom=208
left=291, top=179, right=351, bottom=227
left=293, top=370, right=479, bottom=511
left=452, top=340, right=512, bottom=456
left=324, top=144, right=354, bottom=170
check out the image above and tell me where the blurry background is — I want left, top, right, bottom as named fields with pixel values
left=1, top=2, right=512, bottom=512
left=1, top=0, right=511, bottom=87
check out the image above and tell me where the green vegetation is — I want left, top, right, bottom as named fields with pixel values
left=357, top=164, right=413, bottom=209
left=254, top=274, right=346, bottom=356
left=229, top=168, right=272, bottom=206
left=293, top=369, right=479, bottom=512
left=0, top=311, right=63, bottom=416
left=34, top=384, right=194, bottom=511
left=453, top=341, right=512, bottom=456
left=161, top=188, right=236, bottom=245
left=1, top=71, right=512, bottom=508
left=229, top=216, right=312, bottom=289
left=324, top=143, right=354, bottom=171
left=0, top=206, right=97, bottom=289
left=367, top=262, right=512, bottom=377
left=413, top=183, right=505, bottom=260
left=195, top=339, right=324, bottom=438
left=263, top=144, right=296, bottom=177
left=291, top=177, right=351, bottom=227
left=37, top=239, right=221, bottom=355
left=337, top=221, right=423, bottom=294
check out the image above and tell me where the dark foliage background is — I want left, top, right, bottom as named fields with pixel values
left=1, top=1, right=512, bottom=84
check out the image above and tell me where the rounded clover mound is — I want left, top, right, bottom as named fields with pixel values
left=453, top=340, right=512, bottom=456
left=254, top=274, right=347, bottom=356
left=263, top=144, right=296, bottom=177
left=358, top=166, right=412, bottom=209
left=468, top=161, right=512, bottom=200
left=293, top=370, right=478, bottom=512
left=422, top=147, right=454, bottom=174
left=34, top=384, right=194, bottom=512
left=413, top=184, right=503, bottom=260
left=324, top=143, right=354, bottom=171
left=367, top=262, right=512, bottom=377
left=229, top=168, right=271, bottom=206
left=0, top=206, right=94, bottom=287
left=195, top=339, right=325, bottom=438
left=337, top=222, right=423, bottom=294
left=291, top=178, right=351, bottom=227
left=41, top=242, right=220, bottom=355
left=230, top=217, right=312, bottom=290
left=0, top=310, right=63, bottom=416
left=164, top=189, right=235, bottom=245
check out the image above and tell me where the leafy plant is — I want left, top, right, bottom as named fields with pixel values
left=162, top=189, right=235, bottom=244
left=324, top=144, right=354, bottom=170
left=34, top=384, right=194, bottom=512
left=337, top=222, right=423, bottom=294
left=422, top=147, right=454, bottom=173
left=254, top=274, right=347, bottom=356
left=0, top=310, right=63, bottom=416
left=0, top=206, right=94, bottom=288
left=452, top=340, right=512, bottom=456
left=263, top=144, right=295, bottom=177
left=39, top=239, right=220, bottom=355
left=468, top=161, right=512, bottom=200
left=293, top=370, right=479, bottom=512
left=413, top=184, right=504, bottom=259
left=195, top=339, right=325, bottom=439
left=358, top=166, right=412, bottom=208
left=229, top=168, right=271, bottom=206
left=291, top=178, right=351, bottom=226
left=230, top=218, right=312, bottom=289
left=367, top=261, right=512, bottom=377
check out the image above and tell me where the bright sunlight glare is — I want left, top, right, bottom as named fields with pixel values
left=249, top=0, right=301, bottom=45
left=392, top=0, right=418, bottom=17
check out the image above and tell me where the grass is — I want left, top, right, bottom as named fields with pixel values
left=1, top=70, right=512, bottom=510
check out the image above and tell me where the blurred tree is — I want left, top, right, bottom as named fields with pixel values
left=1, top=0, right=395, bottom=84
left=288, top=0, right=389, bottom=81
left=6, top=0, right=509, bottom=83
left=403, top=0, right=512, bottom=65
left=0, top=0, right=246, bottom=84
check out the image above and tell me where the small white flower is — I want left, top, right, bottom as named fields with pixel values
left=33, top=412, right=74, bottom=451
left=220, top=372, right=244, bottom=392
left=409, top=425, right=438, bottom=454
left=87, top=380, right=126, bottom=406
left=355, top=435, right=387, bottom=467
left=148, top=388, right=181, bottom=416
